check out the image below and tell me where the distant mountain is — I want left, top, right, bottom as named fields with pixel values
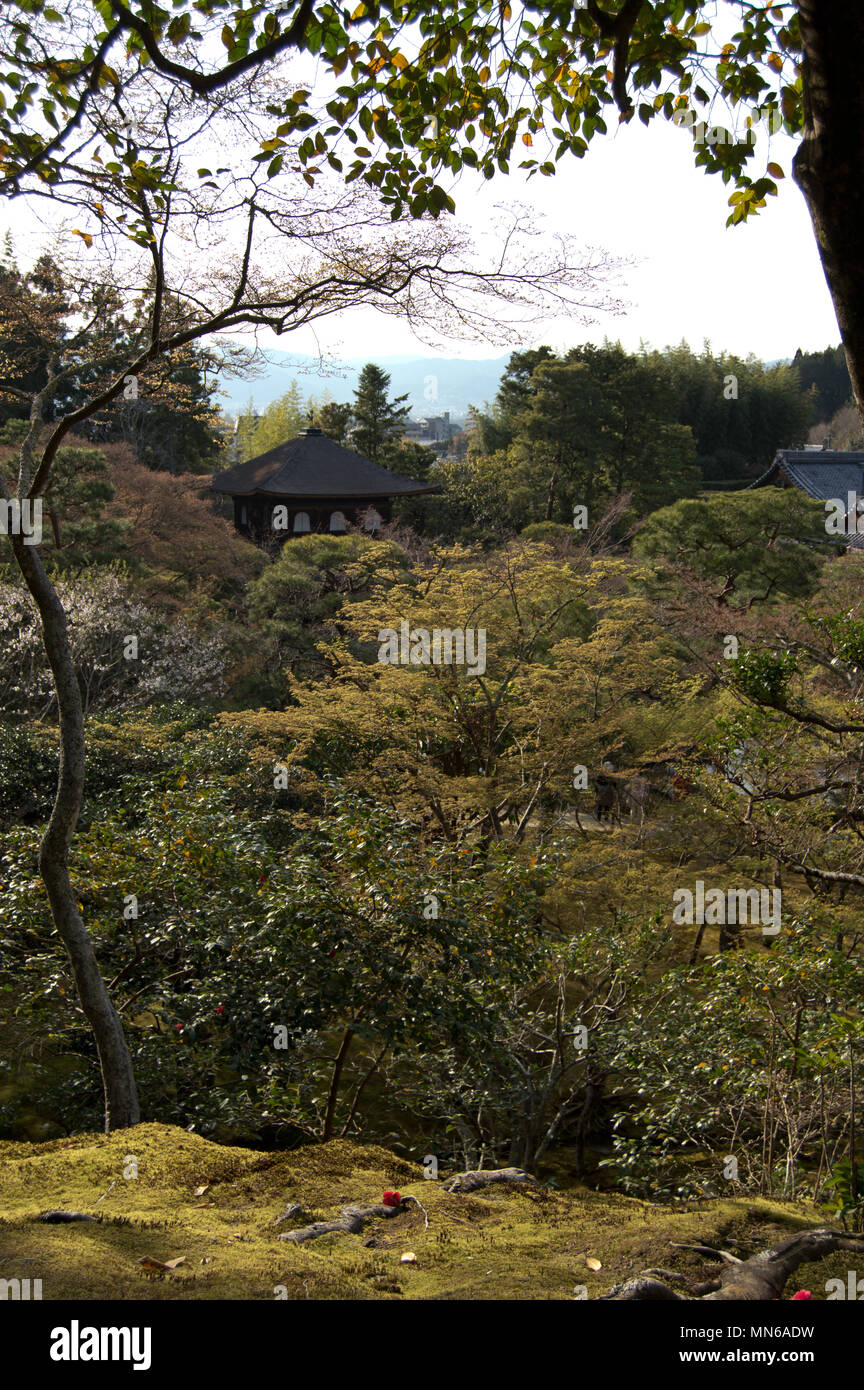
left=216, top=350, right=510, bottom=422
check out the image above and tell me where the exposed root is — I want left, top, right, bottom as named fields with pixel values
left=642, top=1268, right=722, bottom=1296
left=277, top=1200, right=407, bottom=1244
left=669, top=1242, right=743, bottom=1264
left=608, top=1228, right=864, bottom=1300
left=442, top=1167, right=536, bottom=1194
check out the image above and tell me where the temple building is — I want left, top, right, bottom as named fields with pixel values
left=749, top=446, right=864, bottom=501
left=749, top=446, right=864, bottom=549
left=211, top=425, right=437, bottom=542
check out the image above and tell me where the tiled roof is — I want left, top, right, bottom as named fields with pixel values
left=211, top=428, right=437, bottom=499
left=749, top=450, right=864, bottom=498
left=749, top=450, right=864, bottom=548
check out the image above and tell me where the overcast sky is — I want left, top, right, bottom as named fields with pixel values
left=247, top=115, right=839, bottom=366
left=4, top=97, right=839, bottom=368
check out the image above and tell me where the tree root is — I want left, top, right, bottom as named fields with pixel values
left=669, top=1241, right=742, bottom=1264
left=605, top=1229, right=864, bottom=1300
left=277, top=1201, right=407, bottom=1244
left=442, top=1167, right=537, bottom=1194
left=642, top=1268, right=722, bottom=1296
left=277, top=1171, right=533, bottom=1244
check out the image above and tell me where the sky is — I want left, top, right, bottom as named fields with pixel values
left=258, top=113, right=838, bottom=366
left=3, top=79, right=840, bottom=370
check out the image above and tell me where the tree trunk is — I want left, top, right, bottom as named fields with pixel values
left=793, top=3, right=864, bottom=418
left=323, top=1026, right=354, bottom=1140
left=544, top=443, right=560, bottom=521
left=12, top=536, right=140, bottom=1131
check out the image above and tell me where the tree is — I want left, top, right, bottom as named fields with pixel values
left=351, top=363, right=410, bottom=462
left=0, top=244, right=226, bottom=473
left=634, top=488, right=833, bottom=609
left=0, top=423, right=128, bottom=571
left=82, top=342, right=225, bottom=474
left=244, top=380, right=307, bottom=455
left=0, top=247, right=64, bottom=425
left=468, top=344, right=700, bottom=526
left=0, top=70, right=620, bottom=1130
left=793, top=345, right=853, bottom=424
left=0, top=568, right=228, bottom=716
left=473, top=347, right=559, bottom=453
left=229, top=540, right=693, bottom=844
left=245, top=531, right=411, bottom=694
left=5, top=5, right=864, bottom=423
left=317, top=399, right=353, bottom=445
left=523, top=345, right=700, bottom=518
left=658, top=343, right=812, bottom=484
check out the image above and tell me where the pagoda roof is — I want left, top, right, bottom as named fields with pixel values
left=749, top=449, right=864, bottom=498
left=211, top=427, right=438, bottom=499
left=749, top=448, right=864, bottom=549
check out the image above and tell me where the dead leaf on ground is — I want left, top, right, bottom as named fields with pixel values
left=586, top=1256, right=602, bottom=1271
left=192, top=1184, right=210, bottom=1198
left=138, top=1255, right=186, bottom=1272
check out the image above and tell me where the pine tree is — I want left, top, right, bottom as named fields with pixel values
left=234, top=397, right=260, bottom=462
left=251, top=380, right=306, bottom=453
left=318, top=399, right=353, bottom=443
left=351, top=363, right=410, bottom=461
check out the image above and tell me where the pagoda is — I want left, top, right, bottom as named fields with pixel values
left=211, top=425, right=437, bottom=542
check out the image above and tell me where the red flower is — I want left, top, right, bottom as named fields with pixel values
left=382, top=1190, right=401, bottom=1208
left=175, top=1023, right=183, bottom=1032
left=791, top=1290, right=812, bottom=1300
left=216, top=1005, right=226, bottom=1015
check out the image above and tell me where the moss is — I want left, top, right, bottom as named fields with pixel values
left=0, top=1123, right=834, bottom=1300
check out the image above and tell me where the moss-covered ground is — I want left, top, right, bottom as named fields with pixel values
left=0, top=1123, right=846, bottom=1300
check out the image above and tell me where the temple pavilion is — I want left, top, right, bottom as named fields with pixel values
left=211, top=425, right=437, bottom=542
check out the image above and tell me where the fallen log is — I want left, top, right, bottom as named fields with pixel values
left=442, top=1167, right=536, bottom=1194
left=605, top=1228, right=864, bottom=1300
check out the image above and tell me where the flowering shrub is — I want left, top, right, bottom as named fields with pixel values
left=0, top=570, right=227, bottom=713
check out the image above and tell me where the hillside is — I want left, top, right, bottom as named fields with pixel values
left=0, top=1124, right=845, bottom=1301
left=217, top=351, right=510, bottom=418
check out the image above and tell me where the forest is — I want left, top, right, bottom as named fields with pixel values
left=2, top=0, right=864, bottom=1332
